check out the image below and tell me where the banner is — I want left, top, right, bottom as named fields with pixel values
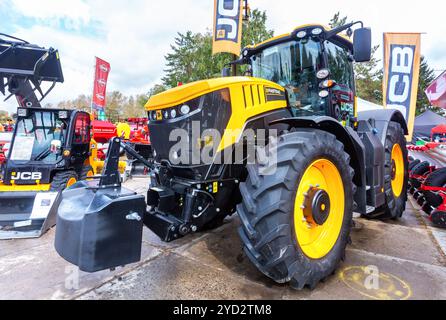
left=92, top=57, right=111, bottom=111
left=425, top=70, right=446, bottom=109
left=383, top=33, right=421, bottom=141
left=212, top=0, right=243, bottom=56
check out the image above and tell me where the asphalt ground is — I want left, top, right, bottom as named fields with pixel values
left=1, top=176, right=445, bottom=300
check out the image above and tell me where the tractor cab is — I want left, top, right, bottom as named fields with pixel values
left=237, top=24, right=371, bottom=127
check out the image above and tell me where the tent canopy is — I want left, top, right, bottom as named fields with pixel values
left=432, top=124, right=446, bottom=135
left=412, top=110, right=446, bottom=143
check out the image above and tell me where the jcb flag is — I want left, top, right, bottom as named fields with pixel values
left=383, top=33, right=421, bottom=141
left=212, top=0, right=243, bottom=56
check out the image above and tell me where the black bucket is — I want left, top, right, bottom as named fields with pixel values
left=0, top=191, right=60, bottom=239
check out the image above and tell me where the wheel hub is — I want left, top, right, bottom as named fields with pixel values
left=391, top=159, right=397, bottom=180
left=303, top=187, right=331, bottom=226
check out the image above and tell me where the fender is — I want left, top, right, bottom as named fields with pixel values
left=270, top=116, right=368, bottom=214
left=358, top=109, right=408, bottom=145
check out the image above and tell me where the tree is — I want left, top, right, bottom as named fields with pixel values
left=162, top=9, right=274, bottom=87
left=147, top=84, right=168, bottom=98
left=329, top=12, right=350, bottom=29
left=416, top=56, right=438, bottom=115
left=329, top=12, right=383, bottom=104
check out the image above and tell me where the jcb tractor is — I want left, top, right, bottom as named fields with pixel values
left=55, top=22, right=409, bottom=289
left=0, top=34, right=103, bottom=239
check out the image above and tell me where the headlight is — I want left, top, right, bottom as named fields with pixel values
left=170, top=109, right=177, bottom=118
left=180, top=104, right=191, bottom=115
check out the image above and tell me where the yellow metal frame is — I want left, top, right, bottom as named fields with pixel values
left=0, top=182, right=51, bottom=192
left=293, top=159, right=345, bottom=259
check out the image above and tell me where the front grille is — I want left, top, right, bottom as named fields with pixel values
left=148, top=89, right=231, bottom=166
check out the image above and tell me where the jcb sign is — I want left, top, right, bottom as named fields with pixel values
left=11, top=172, right=42, bottom=181
left=383, top=33, right=421, bottom=141
left=386, top=45, right=415, bottom=115
left=212, top=0, right=243, bottom=56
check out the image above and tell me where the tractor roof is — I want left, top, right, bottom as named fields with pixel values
left=245, top=24, right=353, bottom=53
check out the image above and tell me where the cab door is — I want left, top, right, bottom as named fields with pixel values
left=69, top=112, right=91, bottom=167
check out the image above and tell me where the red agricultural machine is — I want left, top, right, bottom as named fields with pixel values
left=125, top=117, right=152, bottom=162
left=408, top=156, right=446, bottom=228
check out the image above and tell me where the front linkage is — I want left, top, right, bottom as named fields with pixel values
left=55, top=138, right=237, bottom=272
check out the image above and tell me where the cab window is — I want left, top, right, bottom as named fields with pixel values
left=73, top=113, right=90, bottom=144
left=325, top=40, right=355, bottom=105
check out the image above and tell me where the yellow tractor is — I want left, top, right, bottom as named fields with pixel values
left=55, top=22, right=408, bottom=289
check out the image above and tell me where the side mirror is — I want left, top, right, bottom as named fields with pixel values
left=353, top=27, right=372, bottom=62
left=50, top=140, right=62, bottom=155
left=221, top=67, right=231, bottom=77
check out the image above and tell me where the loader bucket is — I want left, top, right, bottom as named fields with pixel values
left=55, top=181, right=146, bottom=272
left=0, top=191, right=61, bottom=239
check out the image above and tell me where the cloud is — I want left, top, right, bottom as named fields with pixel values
left=1, top=0, right=445, bottom=114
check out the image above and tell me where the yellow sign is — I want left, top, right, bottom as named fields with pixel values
left=383, top=33, right=421, bottom=141
left=212, top=0, right=244, bottom=56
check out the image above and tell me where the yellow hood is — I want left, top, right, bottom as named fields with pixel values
left=145, top=76, right=284, bottom=110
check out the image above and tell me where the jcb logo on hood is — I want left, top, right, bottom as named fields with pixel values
left=11, top=172, right=42, bottom=180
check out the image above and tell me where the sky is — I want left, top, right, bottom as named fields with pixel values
left=1, top=0, right=445, bottom=113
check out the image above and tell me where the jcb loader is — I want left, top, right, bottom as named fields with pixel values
left=55, top=22, right=409, bottom=289
left=0, top=34, right=108, bottom=239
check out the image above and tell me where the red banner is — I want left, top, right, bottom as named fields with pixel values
left=92, top=57, right=110, bottom=111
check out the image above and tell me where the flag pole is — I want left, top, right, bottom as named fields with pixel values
left=90, top=57, right=96, bottom=117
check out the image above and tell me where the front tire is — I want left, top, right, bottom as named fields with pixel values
left=50, top=171, right=78, bottom=191
left=237, top=129, right=354, bottom=290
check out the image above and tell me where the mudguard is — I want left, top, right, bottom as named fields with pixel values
left=358, top=109, right=408, bottom=145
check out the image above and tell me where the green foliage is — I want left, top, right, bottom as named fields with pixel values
left=354, top=45, right=383, bottom=104
left=161, top=9, right=273, bottom=88
left=56, top=91, right=148, bottom=122
left=329, top=12, right=350, bottom=29
left=416, top=56, right=438, bottom=115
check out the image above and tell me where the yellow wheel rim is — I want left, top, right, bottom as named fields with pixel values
left=391, top=144, right=404, bottom=198
left=294, top=159, right=345, bottom=259
left=67, top=177, right=77, bottom=188
left=87, top=170, right=94, bottom=178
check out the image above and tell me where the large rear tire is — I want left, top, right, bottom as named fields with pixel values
left=237, top=129, right=354, bottom=289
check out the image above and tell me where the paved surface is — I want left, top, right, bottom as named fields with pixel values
left=1, top=177, right=446, bottom=300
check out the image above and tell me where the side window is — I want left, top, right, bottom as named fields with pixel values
left=73, top=113, right=90, bottom=144
left=325, top=41, right=355, bottom=123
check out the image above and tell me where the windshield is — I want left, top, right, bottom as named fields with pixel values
left=251, top=38, right=327, bottom=116
left=9, top=111, right=66, bottom=163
